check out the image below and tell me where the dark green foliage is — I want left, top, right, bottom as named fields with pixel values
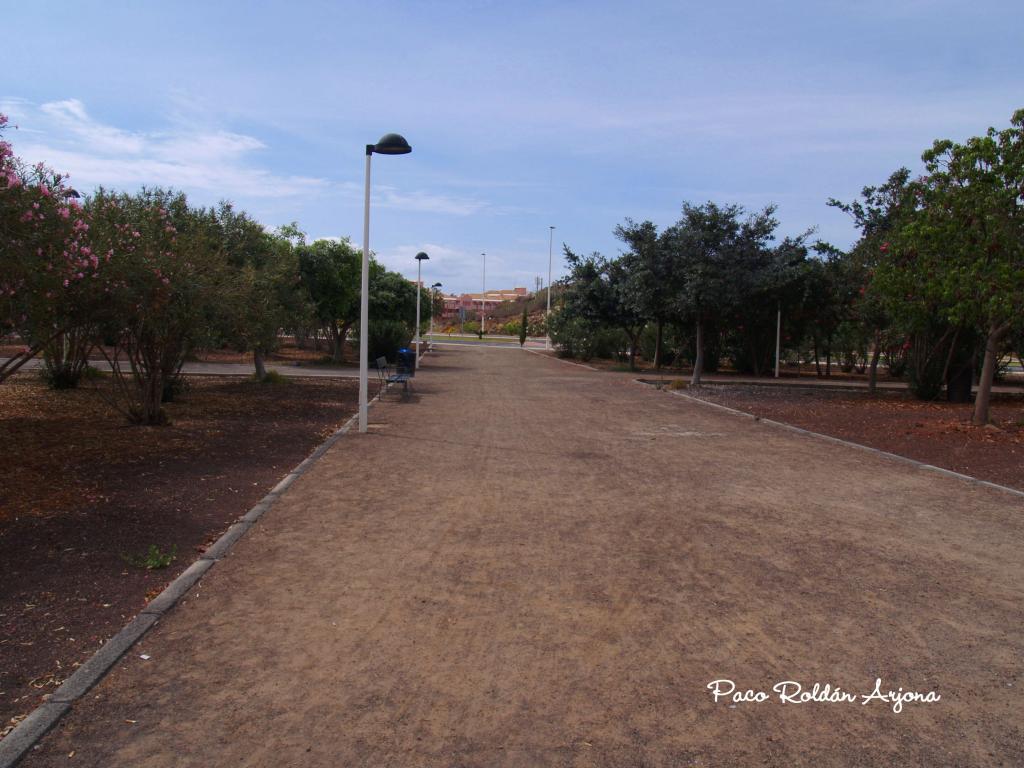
left=297, top=238, right=361, bottom=363
left=559, top=247, right=646, bottom=369
left=365, top=319, right=411, bottom=362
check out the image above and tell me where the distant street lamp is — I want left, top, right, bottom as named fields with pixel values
left=546, top=225, right=555, bottom=350
left=414, top=251, right=429, bottom=368
left=429, top=282, right=442, bottom=342
left=360, top=133, right=411, bottom=433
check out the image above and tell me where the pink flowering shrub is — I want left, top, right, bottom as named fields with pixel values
left=86, top=188, right=227, bottom=424
left=1, top=114, right=99, bottom=383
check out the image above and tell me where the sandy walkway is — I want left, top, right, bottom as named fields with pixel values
left=23, top=346, right=1024, bottom=766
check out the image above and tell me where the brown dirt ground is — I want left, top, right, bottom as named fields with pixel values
left=0, top=338, right=353, bottom=367
left=681, top=384, right=1024, bottom=492
left=18, top=346, right=1024, bottom=767
left=0, top=373, right=357, bottom=737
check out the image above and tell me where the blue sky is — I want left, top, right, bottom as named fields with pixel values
left=3, top=1, right=1022, bottom=293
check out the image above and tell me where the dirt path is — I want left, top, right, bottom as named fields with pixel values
left=22, top=347, right=1024, bottom=767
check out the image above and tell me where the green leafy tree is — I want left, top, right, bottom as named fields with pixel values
left=666, top=202, right=778, bottom=385
left=888, top=110, right=1024, bottom=423
left=615, top=219, right=677, bottom=369
left=297, top=238, right=360, bottom=363
left=725, top=234, right=813, bottom=376
left=828, top=169, right=918, bottom=393
left=214, top=204, right=296, bottom=379
left=561, top=247, right=646, bottom=369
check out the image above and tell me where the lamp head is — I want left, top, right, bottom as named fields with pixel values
left=415, top=251, right=429, bottom=261
left=370, top=133, right=412, bottom=155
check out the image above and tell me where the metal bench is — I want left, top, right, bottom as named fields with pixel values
left=375, top=355, right=413, bottom=397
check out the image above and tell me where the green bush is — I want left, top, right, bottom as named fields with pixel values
left=549, top=311, right=627, bottom=361
left=365, top=319, right=411, bottom=362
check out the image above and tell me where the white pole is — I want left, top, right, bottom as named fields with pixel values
left=359, top=151, right=372, bottom=433
left=546, top=225, right=555, bottom=350
left=415, top=259, right=422, bottom=369
left=774, top=303, right=781, bottom=378
left=480, top=252, right=486, bottom=335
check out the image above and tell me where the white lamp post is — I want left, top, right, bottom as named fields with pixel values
left=546, top=225, right=555, bottom=350
left=480, top=252, right=486, bottom=335
left=359, top=133, right=411, bottom=434
left=414, top=251, right=429, bottom=369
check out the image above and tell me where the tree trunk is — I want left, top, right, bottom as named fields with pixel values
left=338, top=322, right=352, bottom=364
left=867, top=334, right=882, bottom=396
left=972, top=323, right=1008, bottom=425
left=813, top=337, right=821, bottom=377
left=691, top=318, right=704, bottom=387
left=825, top=334, right=832, bottom=377
left=142, top=373, right=164, bottom=425
left=654, top=319, right=664, bottom=370
left=628, top=334, right=638, bottom=371
left=254, top=348, right=267, bottom=380
left=330, top=322, right=344, bottom=363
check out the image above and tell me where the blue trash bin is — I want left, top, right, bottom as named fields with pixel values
left=396, top=347, right=415, bottom=377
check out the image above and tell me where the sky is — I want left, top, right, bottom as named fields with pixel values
left=3, top=1, right=1022, bottom=294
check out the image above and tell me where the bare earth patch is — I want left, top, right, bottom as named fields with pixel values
left=0, top=373, right=357, bottom=735
left=683, top=383, right=1024, bottom=491
left=14, top=348, right=1024, bottom=767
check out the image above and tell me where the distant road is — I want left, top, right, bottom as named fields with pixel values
left=425, top=333, right=548, bottom=350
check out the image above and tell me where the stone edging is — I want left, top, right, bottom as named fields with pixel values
left=637, top=379, right=1024, bottom=501
left=0, top=385, right=390, bottom=768
left=523, top=348, right=598, bottom=371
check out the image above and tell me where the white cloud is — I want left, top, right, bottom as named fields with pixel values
left=335, top=181, right=491, bottom=217
left=1, top=98, right=327, bottom=199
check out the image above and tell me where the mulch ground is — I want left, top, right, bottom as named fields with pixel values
left=0, top=373, right=358, bottom=736
left=0, top=338, right=354, bottom=367
left=684, top=383, right=1024, bottom=491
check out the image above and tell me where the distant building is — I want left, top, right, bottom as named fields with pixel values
left=441, top=287, right=527, bottom=321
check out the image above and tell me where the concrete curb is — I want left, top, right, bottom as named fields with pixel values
left=523, top=348, right=598, bottom=371
left=637, top=379, right=1024, bottom=501
left=0, top=384, right=390, bottom=768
